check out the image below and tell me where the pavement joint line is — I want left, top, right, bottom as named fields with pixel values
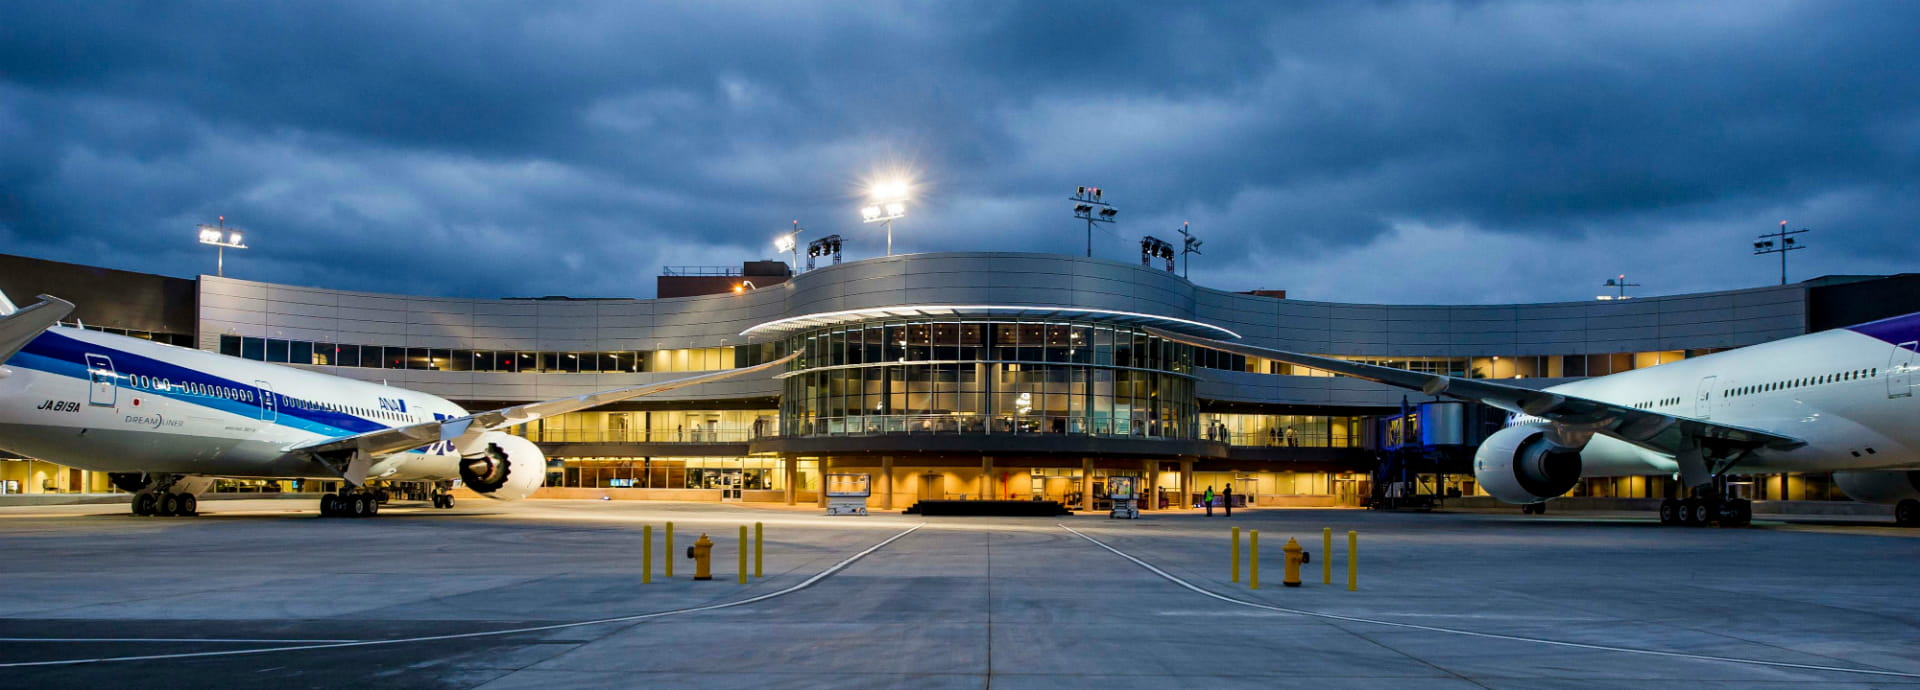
left=1056, top=524, right=1920, bottom=680
left=0, top=523, right=926, bottom=668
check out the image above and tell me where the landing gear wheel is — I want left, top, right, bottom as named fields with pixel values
left=1722, top=499, right=1751, bottom=527
left=133, top=493, right=157, bottom=516
left=1678, top=498, right=1698, bottom=525
left=1658, top=498, right=1679, bottom=525
left=176, top=493, right=197, bottom=517
left=365, top=497, right=379, bottom=516
left=1896, top=499, right=1919, bottom=527
left=156, top=493, right=180, bottom=517
left=441, top=494, right=455, bottom=509
left=1688, top=500, right=1713, bottom=526
left=348, top=494, right=371, bottom=517
left=320, top=493, right=340, bottom=517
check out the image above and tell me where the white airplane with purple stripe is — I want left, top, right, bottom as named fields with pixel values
left=0, top=291, right=794, bottom=517
left=1152, top=311, right=1920, bottom=527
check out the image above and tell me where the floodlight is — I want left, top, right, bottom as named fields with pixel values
left=862, top=206, right=882, bottom=221
left=885, top=202, right=905, bottom=216
left=1074, top=204, right=1093, bottom=213
left=775, top=235, right=795, bottom=253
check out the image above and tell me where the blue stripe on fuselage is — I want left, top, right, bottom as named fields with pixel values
left=9, top=330, right=384, bottom=436
left=1846, top=312, right=1920, bottom=350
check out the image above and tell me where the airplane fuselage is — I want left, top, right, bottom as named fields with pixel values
left=1530, top=324, right=1920, bottom=477
left=0, top=326, right=469, bottom=480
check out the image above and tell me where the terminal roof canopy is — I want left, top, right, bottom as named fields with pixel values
left=740, top=305, right=1241, bottom=341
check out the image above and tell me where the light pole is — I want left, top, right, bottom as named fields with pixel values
left=861, top=180, right=909, bottom=257
left=1070, top=186, right=1117, bottom=257
left=775, top=220, right=803, bottom=272
left=1600, top=274, right=1640, bottom=300
left=1177, top=221, right=1202, bottom=278
left=1753, top=220, right=1810, bottom=285
left=196, top=216, right=247, bottom=277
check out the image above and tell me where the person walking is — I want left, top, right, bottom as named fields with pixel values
left=1223, top=484, right=1234, bottom=517
left=1204, top=485, right=1215, bottom=516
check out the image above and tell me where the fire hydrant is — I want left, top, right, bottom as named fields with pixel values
left=1283, top=537, right=1310, bottom=587
left=687, top=533, right=714, bottom=581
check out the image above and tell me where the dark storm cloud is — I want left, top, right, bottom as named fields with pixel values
left=1, top=1, right=1915, bottom=302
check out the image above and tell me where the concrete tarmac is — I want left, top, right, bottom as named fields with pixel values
left=0, top=499, right=1916, bottom=688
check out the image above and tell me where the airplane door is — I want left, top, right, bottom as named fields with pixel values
left=1891, top=342, right=1918, bottom=399
left=84, top=354, right=116, bottom=407
left=256, top=380, right=278, bottom=421
left=1694, top=375, right=1717, bottom=418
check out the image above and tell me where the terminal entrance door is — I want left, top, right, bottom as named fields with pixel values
left=918, top=474, right=944, bottom=502
left=720, top=469, right=743, bottom=501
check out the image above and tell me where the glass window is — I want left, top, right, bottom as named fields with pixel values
left=265, top=339, right=289, bottom=363
left=219, top=335, right=241, bottom=357
left=290, top=341, right=313, bottom=365
left=242, top=337, right=265, bottom=361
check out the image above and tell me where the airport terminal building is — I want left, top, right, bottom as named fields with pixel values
left=4, top=251, right=1917, bottom=509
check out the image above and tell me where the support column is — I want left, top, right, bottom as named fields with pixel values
left=980, top=456, right=993, bottom=501
left=784, top=456, right=797, bottom=505
left=1141, top=459, right=1157, bottom=511
left=881, top=456, right=895, bottom=510
left=1180, top=460, right=1194, bottom=511
left=817, top=458, right=830, bottom=508
left=1080, top=457, right=1094, bottom=511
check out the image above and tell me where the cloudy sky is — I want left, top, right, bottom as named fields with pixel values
left=2, top=1, right=1915, bottom=304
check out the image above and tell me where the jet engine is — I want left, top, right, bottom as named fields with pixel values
left=1473, top=424, right=1584, bottom=503
left=458, top=432, right=546, bottom=501
left=1833, top=470, right=1920, bottom=505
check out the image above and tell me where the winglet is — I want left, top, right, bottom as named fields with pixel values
left=0, top=294, right=75, bottom=364
left=0, top=289, right=15, bottom=316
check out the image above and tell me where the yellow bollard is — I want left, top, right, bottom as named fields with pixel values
left=642, top=524, right=653, bottom=584
left=1282, top=537, right=1304, bottom=587
left=1249, top=530, right=1260, bottom=589
left=1347, top=530, right=1358, bottom=591
left=1322, top=527, right=1332, bottom=585
left=665, top=521, right=674, bottom=578
left=754, top=522, right=764, bottom=578
left=1231, top=526, right=1241, bottom=583
left=738, top=525, right=749, bottom=584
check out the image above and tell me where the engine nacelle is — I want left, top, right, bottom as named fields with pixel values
left=1474, top=424, right=1584, bottom=503
left=1833, top=470, right=1920, bottom=505
left=458, top=432, right=546, bottom=501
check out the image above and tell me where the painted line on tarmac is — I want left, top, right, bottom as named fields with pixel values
left=1058, top=524, right=1920, bottom=680
left=0, top=638, right=358, bottom=643
left=0, top=523, right=925, bottom=668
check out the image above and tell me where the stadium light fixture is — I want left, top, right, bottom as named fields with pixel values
left=196, top=216, right=248, bottom=277
left=1070, top=187, right=1116, bottom=257
left=862, top=178, right=910, bottom=257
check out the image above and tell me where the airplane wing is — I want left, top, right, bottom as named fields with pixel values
left=288, top=351, right=800, bottom=483
left=0, top=295, right=76, bottom=364
left=1145, top=327, right=1801, bottom=476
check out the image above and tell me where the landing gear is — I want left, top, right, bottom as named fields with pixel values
left=1659, top=493, right=1750, bottom=527
left=430, top=493, right=455, bottom=509
left=319, top=491, right=380, bottom=518
left=1521, top=502, right=1547, bottom=515
left=128, top=474, right=201, bottom=517
left=1896, top=499, right=1919, bottom=527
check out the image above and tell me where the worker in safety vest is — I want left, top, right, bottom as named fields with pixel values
left=1204, top=485, right=1215, bottom=516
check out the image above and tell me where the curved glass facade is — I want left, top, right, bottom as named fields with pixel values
left=781, top=318, right=1197, bottom=439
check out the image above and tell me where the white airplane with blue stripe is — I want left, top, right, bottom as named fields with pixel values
left=0, top=291, right=795, bottom=517
left=1152, top=313, right=1920, bottom=528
